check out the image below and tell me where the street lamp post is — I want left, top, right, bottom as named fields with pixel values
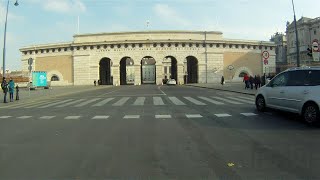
left=2, top=0, right=19, bottom=77
left=291, top=0, right=300, bottom=67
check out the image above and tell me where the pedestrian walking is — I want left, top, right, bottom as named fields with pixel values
left=243, top=74, right=249, bottom=89
left=1, top=77, right=8, bottom=103
left=16, top=84, right=20, bottom=100
left=94, top=80, right=97, bottom=86
left=254, top=75, right=258, bottom=89
left=249, top=76, right=254, bottom=89
left=8, top=77, right=15, bottom=102
left=221, top=76, right=225, bottom=85
left=256, top=75, right=261, bottom=89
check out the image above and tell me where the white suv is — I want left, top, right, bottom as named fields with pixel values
left=255, top=67, right=320, bottom=124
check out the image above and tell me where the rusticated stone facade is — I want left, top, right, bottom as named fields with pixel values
left=20, top=31, right=276, bottom=86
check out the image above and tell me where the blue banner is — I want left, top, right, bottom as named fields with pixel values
left=32, top=71, right=47, bottom=87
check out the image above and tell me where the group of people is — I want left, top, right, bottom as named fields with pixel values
left=1, top=77, right=19, bottom=103
left=243, top=74, right=262, bottom=90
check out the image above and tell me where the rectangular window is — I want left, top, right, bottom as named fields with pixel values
left=287, top=70, right=309, bottom=86
left=314, top=30, right=317, bottom=35
left=164, top=67, right=167, bottom=74
left=306, top=70, right=320, bottom=86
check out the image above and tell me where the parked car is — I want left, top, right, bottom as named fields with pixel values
left=255, top=67, right=320, bottom=124
left=166, top=79, right=177, bottom=85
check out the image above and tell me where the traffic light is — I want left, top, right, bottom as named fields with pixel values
left=307, top=48, right=313, bottom=57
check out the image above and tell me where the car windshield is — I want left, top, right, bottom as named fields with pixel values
left=0, top=1, right=319, bottom=179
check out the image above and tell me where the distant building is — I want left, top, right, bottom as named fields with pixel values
left=286, top=16, right=320, bottom=66
left=270, top=32, right=287, bottom=73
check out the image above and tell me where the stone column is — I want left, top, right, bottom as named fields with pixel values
left=112, top=65, right=120, bottom=86
left=177, top=63, right=184, bottom=85
left=134, top=65, right=141, bottom=85
left=156, top=64, right=163, bottom=85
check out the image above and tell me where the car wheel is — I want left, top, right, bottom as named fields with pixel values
left=256, top=95, right=266, bottom=112
left=302, top=103, right=319, bottom=125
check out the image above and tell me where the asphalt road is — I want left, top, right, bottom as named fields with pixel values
left=0, top=85, right=319, bottom=180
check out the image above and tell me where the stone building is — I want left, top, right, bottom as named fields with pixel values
left=270, top=32, right=287, bottom=73
left=20, top=31, right=275, bottom=86
left=286, top=17, right=320, bottom=66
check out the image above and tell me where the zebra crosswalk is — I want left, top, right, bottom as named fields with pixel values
left=1, top=95, right=255, bottom=109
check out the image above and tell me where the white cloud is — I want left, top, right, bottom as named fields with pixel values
left=153, top=4, right=190, bottom=27
left=39, top=0, right=86, bottom=14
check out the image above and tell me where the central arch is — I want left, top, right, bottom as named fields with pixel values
left=141, top=56, right=156, bottom=84
left=120, top=57, right=134, bottom=85
left=185, top=56, right=198, bottom=84
left=163, top=56, right=177, bottom=82
left=99, top=58, right=112, bottom=85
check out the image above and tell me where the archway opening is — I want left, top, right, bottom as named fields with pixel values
left=239, top=71, right=248, bottom=77
left=51, top=75, right=60, bottom=81
left=141, top=56, right=156, bottom=84
left=163, top=56, right=177, bottom=82
left=120, top=57, right=134, bottom=85
left=99, top=58, right=112, bottom=85
left=185, top=56, right=198, bottom=84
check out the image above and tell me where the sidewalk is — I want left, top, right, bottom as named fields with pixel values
left=0, top=85, right=113, bottom=107
left=185, top=82, right=259, bottom=96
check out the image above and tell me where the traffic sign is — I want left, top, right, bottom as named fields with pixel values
left=28, top=58, right=33, bottom=65
left=262, top=51, right=270, bottom=59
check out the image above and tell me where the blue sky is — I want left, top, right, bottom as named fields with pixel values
left=0, top=0, right=319, bottom=70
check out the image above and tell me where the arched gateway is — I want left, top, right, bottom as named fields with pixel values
left=141, top=56, right=156, bottom=84
left=99, top=58, right=112, bottom=85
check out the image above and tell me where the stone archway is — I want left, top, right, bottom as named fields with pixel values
left=141, top=56, right=156, bottom=84
left=185, top=56, right=198, bottom=84
left=99, top=58, right=112, bottom=85
left=233, top=66, right=253, bottom=82
left=163, top=56, right=177, bottom=81
left=120, top=57, right=134, bottom=85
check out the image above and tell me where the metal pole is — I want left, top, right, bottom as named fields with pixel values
left=291, top=0, right=300, bottom=67
left=2, top=0, right=10, bottom=77
left=204, top=31, right=208, bottom=83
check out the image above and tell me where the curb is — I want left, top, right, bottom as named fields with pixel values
left=185, top=85, right=256, bottom=96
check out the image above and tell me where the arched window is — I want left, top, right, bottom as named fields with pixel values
left=51, top=75, right=60, bottom=81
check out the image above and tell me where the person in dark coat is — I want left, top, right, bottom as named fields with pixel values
left=94, top=80, right=97, bottom=86
left=221, top=76, right=225, bottom=85
left=249, top=76, right=254, bottom=89
left=8, top=78, right=15, bottom=102
left=256, top=75, right=261, bottom=89
left=1, top=77, right=8, bottom=103
left=16, top=84, right=20, bottom=100
left=254, top=75, right=258, bottom=89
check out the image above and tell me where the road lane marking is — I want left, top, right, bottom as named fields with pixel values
left=168, top=97, right=186, bottom=105
left=133, top=97, right=145, bottom=106
left=123, top=115, right=140, bottom=119
left=74, top=98, right=101, bottom=107
left=241, top=113, right=257, bottom=116
left=39, top=99, right=74, bottom=108
left=17, top=116, right=32, bottom=119
left=92, top=116, right=109, bottom=119
left=56, top=99, right=86, bottom=107
left=0, top=116, right=11, bottom=119
left=153, top=97, right=165, bottom=105
left=64, top=116, right=81, bottom=119
left=211, top=96, right=243, bottom=104
left=92, top=98, right=114, bottom=107
left=25, top=101, right=60, bottom=108
left=214, top=114, right=232, bottom=117
left=198, top=97, right=224, bottom=105
left=113, top=97, right=130, bottom=106
left=186, top=114, right=203, bottom=118
left=237, top=96, right=255, bottom=101
left=39, top=116, right=56, bottom=119
left=155, top=115, right=172, bottom=119
left=226, top=97, right=254, bottom=104
left=184, top=97, right=206, bottom=105
left=158, top=86, right=167, bottom=95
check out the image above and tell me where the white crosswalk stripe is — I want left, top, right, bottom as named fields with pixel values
left=184, top=97, right=206, bottom=105
left=241, top=113, right=257, bottom=116
left=214, top=114, right=232, bottom=117
left=74, top=98, right=101, bottom=107
left=133, top=97, right=145, bottom=106
left=211, top=96, right=243, bottom=104
left=39, top=99, right=74, bottom=108
left=56, top=99, right=86, bottom=107
left=153, top=97, right=165, bottom=105
left=92, top=116, right=109, bottom=119
left=92, top=98, right=114, bottom=107
left=123, top=115, right=140, bottom=119
left=0, top=116, right=11, bottom=119
left=155, top=115, right=171, bottom=119
left=227, top=97, right=254, bottom=104
left=198, top=96, right=224, bottom=105
left=17, top=116, right=32, bottom=119
left=237, top=96, right=255, bottom=101
left=186, top=114, right=203, bottom=118
left=26, top=101, right=59, bottom=108
left=39, top=116, right=56, bottom=119
left=64, top=116, right=81, bottom=119
left=168, top=97, right=186, bottom=105
left=113, top=97, right=130, bottom=106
